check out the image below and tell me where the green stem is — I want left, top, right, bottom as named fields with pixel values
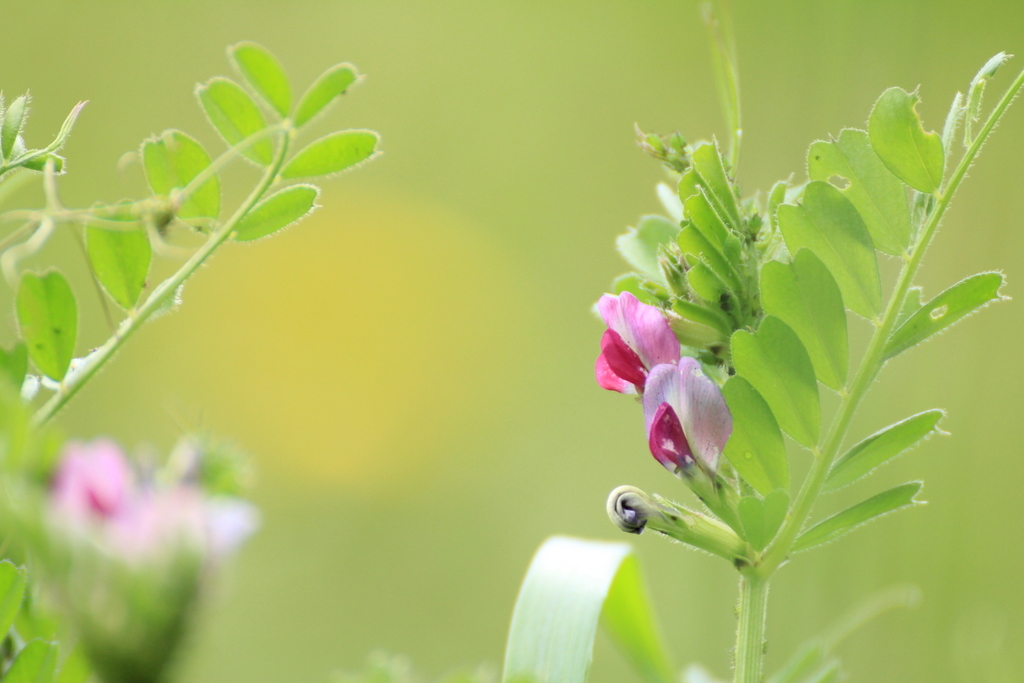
left=31, top=128, right=293, bottom=426
left=734, top=574, right=769, bottom=683
left=758, top=64, right=1024, bottom=576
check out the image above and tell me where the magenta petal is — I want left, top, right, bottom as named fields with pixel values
left=598, top=329, right=647, bottom=389
left=52, top=439, right=134, bottom=520
left=595, top=353, right=635, bottom=393
left=643, top=364, right=683, bottom=432
left=648, top=403, right=694, bottom=472
left=677, top=357, right=732, bottom=470
left=598, top=293, right=679, bottom=372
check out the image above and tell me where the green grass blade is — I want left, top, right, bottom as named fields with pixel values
left=502, top=536, right=674, bottom=683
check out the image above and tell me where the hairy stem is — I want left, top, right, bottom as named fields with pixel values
left=32, top=128, right=294, bottom=425
left=734, top=574, right=769, bottom=683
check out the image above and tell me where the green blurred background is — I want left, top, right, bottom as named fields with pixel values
left=2, top=0, right=1023, bottom=680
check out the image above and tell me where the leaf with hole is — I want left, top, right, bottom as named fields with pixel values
left=503, top=536, right=674, bottom=683
left=86, top=225, right=152, bottom=310
left=234, top=184, right=319, bottom=241
left=732, top=316, right=820, bottom=448
left=761, top=249, right=848, bottom=390
left=884, top=272, right=1004, bottom=360
left=0, top=343, right=28, bottom=391
left=825, top=410, right=944, bottom=492
left=282, top=130, right=379, bottom=179
left=868, top=87, right=944, bottom=193
left=196, top=77, right=273, bottom=165
left=141, top=129, right=220, bottom=220
left=808, top=129, right=911, bottom=255
left=229, top=42, right=291, bottom=118
left=722, top=377, right=789, bottom=496
left=616, top=215, right=679, bottom=284
left=895, top=286, right=923, bottom=327
left=738, top=489, right=790, bottom=552
left=778, top=181, right=881, bottom=319
left=16, top=271, right=77, bottom=381
left=4, top=639, right=58, bottom=683
left=294, top=63, right=359, bottom=127
left=793, top=482, right=923, bottom=553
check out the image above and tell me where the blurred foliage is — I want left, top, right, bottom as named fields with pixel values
left=0, top=1, right=1021, bottom=683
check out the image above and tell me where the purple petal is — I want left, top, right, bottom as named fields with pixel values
left=647, top=403, right=694, bottom=472
left=676, top=357, right=732, bottom=470
left=598, top=293, right=679, bottom=372
left=596, top=329, right=647, bottom=391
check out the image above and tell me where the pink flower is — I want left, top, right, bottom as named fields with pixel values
left=49, top=439, right=256, bottom=565
left=642, top=359, right=732, bottom=474
left=595, top=292, right=680, bottom=393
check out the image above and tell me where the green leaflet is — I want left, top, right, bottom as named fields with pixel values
left=229, top=42, right=292, bottom=118
left=0, top=343, right=28, bottom=390
left=2, top=95, right=28, bottom=161
left=234, top=184, right=320, bottom=241
left=760, top=249, right=848, bottom=390
left=616, top=215, right=680, bottom=284
left=738, top=489, right=790, bottom=552
left=503, top=536, right=674, bottom=683
left=689, top=141, right=741, bottom=230
left=722, top=377, right=789, bottom=496
left=883, top=272, right=1004, bottom=360
left=0, top=561, right=26, bottom=639
left=4, top=639, right=59, bottom=683
left=141, top=129, right=220, bottom=220
left=868, top=87, right=944, bottom=194
left=778, top=181, right=881, bottom=319
left=196, top=77, right=273, bottom=165
left=683, top=190, right=730, bottom=250
left=677, top=223, right=740, bottom=293
left=281, top=130, right=380, bottom=179
left=825, top=410, right=944, bottom=492
left=895, top=286, right=923, bottom=327
left=16, top=271, right=77, bottom=382
left=294, top=63, right=359, bottom=127
left=732, top=316, right=820, bottom=448
left=807, top=129, right=911, bottom=255
left=793, top=482, right=923, bottom=553
left=86, top=225, right=152, bottom=310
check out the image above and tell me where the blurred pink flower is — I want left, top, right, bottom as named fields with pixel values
left=49, top=439, right=257, bottom=565
left=642, top=358, right=732, bottom=474
left=595, top=292, right=679, bottom=393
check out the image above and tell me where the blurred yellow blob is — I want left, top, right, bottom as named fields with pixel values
left=164, top=190, right=521, bottom=490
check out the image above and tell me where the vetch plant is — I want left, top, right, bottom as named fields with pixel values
left=500, top=5, right=1021, bottom=683
left=0, top=41, right=378, bottom=683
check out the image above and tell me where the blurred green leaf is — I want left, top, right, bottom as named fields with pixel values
left=761, top=249, right=848, bottom=390
left=612, top=274, right=660, bottom=306
left=793, top=482, right=923, bottom=553
left=883, top=272, right=1004, bottom=360
left=4, top=640, right=58, bottom=683
left=141, top=129, right=220, bottom=220
left=229, top=42, right=292, bottom=118
left=503, top=536, right=674, bottom=683
left=281, top=130, right=379, bottom=179
left=800, top=661, right=840, bottom=683
left=825, top=410, right=944, bottom=492
left=54, top=647, right=91, bottom=683
left=234, top=184, right=319, bottom=241
left=808, top=129, right=911, bottom=255
left=294, top=63, right=359, bottom=127
left=868, top=87, right=944, bottom=193
left=86, top=225, right=152, bottom=310
left=16, top=271, right=77, bottom=381
left=616, top=215, right=679, bottom=284
left=682, top=665, right=727, bottom=683
left=0, top=561, right=27, bottom=638
left=732, top=316, right=820, bottom=448
left=722, top=377, right=789, bottom=496
left=0, top=342, right=28, bottom=390
left=2, top=95, right=28, bottom=161
left=778, top=181, right=881, bottom=319
left=738, top=489, right=790, bottom=552
left=196, top=77, right=273, bottom=165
